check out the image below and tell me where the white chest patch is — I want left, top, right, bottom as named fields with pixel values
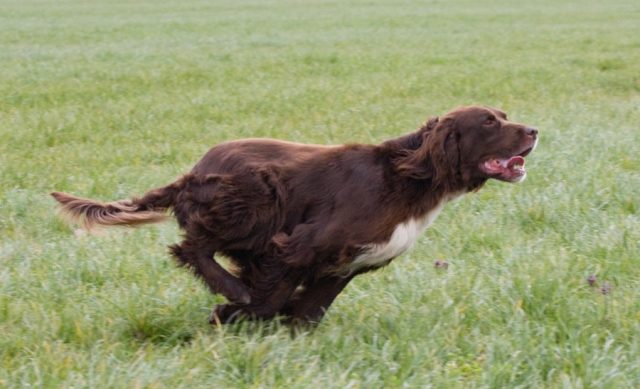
left=341, top=200, right=450, bottom=276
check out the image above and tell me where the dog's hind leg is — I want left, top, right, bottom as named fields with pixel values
left=170, top=239, right=251, bottom=305
left=210, top=259, right=305, bottom=324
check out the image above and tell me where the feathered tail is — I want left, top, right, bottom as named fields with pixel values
left=51, top=176, right=188, bottom=230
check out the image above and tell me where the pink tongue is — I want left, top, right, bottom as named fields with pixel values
left=506, top=156, right=525, bottom=168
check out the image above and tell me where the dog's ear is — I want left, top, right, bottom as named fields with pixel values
left=394, top=116, right=461, bottom=182
left=428, top=117, right=460, bottom=186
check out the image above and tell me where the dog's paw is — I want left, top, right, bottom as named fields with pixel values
left=209, top=303, right=245, bottom=324
left=209, top=302, right=282, bottom=324
left=229, top=288, right=252, bottom=305
left=222, top=279, right=252, bottom=305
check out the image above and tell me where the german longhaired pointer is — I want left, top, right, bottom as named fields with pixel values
left=52, top=106, right=538, bottom=325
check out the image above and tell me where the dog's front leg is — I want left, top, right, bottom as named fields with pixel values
left=280, top=274, right=355, bottom=325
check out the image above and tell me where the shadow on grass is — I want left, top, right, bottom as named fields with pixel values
left=122, top=312, right=309, bottom=346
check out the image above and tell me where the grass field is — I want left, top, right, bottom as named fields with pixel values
left=2, top=0, right=640, bottom=387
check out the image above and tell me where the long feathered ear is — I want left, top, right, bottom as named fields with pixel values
left=429, top=118, right=460, bottom=186
left=392, top=116, right=461, bottom=185
left=392, top=116, right=440, bottom=179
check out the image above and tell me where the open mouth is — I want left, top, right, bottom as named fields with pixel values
left=480, top=144, right=535, bottom=183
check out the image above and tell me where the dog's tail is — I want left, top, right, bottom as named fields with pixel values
left=51, top=176, right=189, bottom=230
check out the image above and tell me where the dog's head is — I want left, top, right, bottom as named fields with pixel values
left=394, top=105, right=538, bottom=191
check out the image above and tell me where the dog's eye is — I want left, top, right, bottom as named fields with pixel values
left=484, top=116, right=496, bottom=126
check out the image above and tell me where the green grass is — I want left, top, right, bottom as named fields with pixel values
left=1, top=0, right=640, bottom=387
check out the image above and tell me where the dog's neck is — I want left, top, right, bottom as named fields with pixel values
left=381, top=127, right=427, bottom=152
left=380, top=128, right=488, bottom=195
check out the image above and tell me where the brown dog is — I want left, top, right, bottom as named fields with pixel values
left=52, top=106, right=538, bottom=324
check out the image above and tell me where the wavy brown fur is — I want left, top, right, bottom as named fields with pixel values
left=50, top=191, right=168, bottom=230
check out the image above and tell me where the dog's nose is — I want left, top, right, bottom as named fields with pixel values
left=525, top=127, right=538, bottom=137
